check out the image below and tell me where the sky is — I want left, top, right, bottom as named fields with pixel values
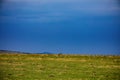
left=0, top=0, right=120, bottom=54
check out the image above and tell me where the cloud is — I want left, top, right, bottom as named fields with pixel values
left=5, top=0, right=119, bottom=15
left=1, top=0, right=119, bottom=23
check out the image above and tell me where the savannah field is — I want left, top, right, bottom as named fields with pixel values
left=0, top=53, right=120, bottom=80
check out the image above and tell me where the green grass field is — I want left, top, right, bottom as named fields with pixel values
left=0, top=53, right=120, bottom=80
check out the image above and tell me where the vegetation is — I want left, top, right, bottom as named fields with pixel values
left=0, top=53, right=120, bottom=80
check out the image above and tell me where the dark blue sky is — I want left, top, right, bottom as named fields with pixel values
left=0, top=0, right=120, bottom=54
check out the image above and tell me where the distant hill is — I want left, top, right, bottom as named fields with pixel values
left=0, top=50, right=29, bottom=54
left=0, top=50, right=53, bottom=54
left=41, top=52, right=53, bottom=54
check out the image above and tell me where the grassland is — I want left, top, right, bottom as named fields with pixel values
left=0, top=53, right=120, bottom=80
